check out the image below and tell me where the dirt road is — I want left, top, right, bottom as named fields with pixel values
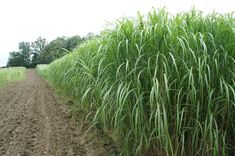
left=0, top=70, right=108, bottom=156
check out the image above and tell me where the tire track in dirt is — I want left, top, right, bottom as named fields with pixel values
left=0, top=69, right=108, bottom=156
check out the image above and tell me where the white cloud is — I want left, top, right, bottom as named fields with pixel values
left=0, top=0, right=234, bottom=66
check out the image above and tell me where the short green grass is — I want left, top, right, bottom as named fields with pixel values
left=0, top=67, right=26, bottom=87
left=37, top=9, right=235, bottom=156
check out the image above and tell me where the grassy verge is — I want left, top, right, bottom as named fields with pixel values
left=37, top=64, right=119, bottom=155
left=36, top=64, right=49, bottom=79
left=0, top=67, right=26, bottom=87
left=37, top=9, right=235, bottom=156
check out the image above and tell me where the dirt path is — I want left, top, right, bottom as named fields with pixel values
left=0, top=70, right=108, bottom=156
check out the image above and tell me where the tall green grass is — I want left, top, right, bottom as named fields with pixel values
left=0, top=67, right=26, bottom=87
left=38, top=9, right=235, bottom=155
left=36, top=64, right=49, bottom=78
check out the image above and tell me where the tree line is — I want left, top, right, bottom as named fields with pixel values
left=7, top=34, right=95, bottom=68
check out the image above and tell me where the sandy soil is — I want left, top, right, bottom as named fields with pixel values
left=0, top=69, right=110, bottom=156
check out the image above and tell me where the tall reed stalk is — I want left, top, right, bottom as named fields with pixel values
left=38, top=9, right=235, bottom=155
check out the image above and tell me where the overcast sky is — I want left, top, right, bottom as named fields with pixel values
left=0, top=0, right=234, bottom=66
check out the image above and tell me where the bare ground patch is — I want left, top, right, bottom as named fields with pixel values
left=0, top=69, right=114, bottom=156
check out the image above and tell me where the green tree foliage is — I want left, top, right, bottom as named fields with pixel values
left=31, top=37, right=47, bottom=66
left=7, top=42, right=32, bottom=67
left=7, top=35, right=85, bottom=67
left=7, top=51, right=25, bottom=67
left=43, top=37, right=68, bottom=63
left=66, top=35, right=83, bottom=51
left=18, top=42, right=31, bottom=67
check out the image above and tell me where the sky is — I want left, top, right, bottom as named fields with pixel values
left=0, top=0, right=234, bottom=67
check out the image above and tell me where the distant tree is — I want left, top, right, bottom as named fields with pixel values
left=42, top=35, right=84, bottom=63
left=7, top=35, right=84, bottom=67
left=31, top=37, right=47, bottom=67
left=31, top=37, right=47, bottom=54
left=66, top=35, right=82, bottom=51
left=7, top=51, right=25, bottom=67
left=86, top=32, right=96, bottom=39
left=43, top=37, right=67, bottom=63
left=18, top=42, right=31, bottom=67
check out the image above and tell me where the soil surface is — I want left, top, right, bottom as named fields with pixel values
left=0, top=70, right=108, bottom=156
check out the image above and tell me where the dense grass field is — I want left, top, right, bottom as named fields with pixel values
left=0, top=67, right=26, bottom=87
left=37, top=9, right=235, bottom=155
